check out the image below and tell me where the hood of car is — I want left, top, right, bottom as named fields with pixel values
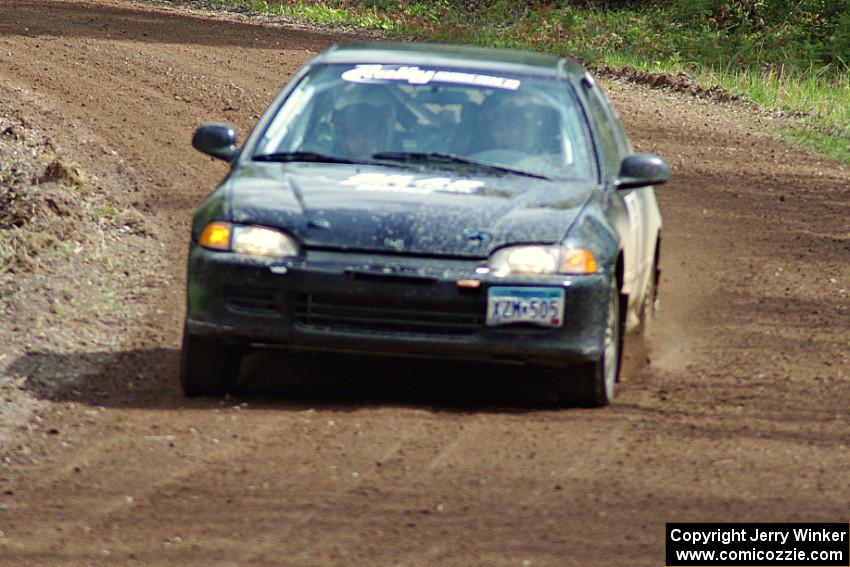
left=227, top=163, right=596, bottom=258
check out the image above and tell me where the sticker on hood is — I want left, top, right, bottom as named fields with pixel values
left=341, top=65, right=521, bottom=91
left=340, top=173, right=485, bottom=195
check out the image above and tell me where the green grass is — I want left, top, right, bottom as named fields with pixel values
left=204, top=0, right=395, bottom=28
left=93, top=205, right=120, bottom=222
left=713, top=66, right=850, bottom=162
left=161, top=0, right=850, bottom=163
left=783, top=126, right=850, bottom=162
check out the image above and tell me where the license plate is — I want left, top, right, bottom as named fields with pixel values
left=486, top=287, right=564, bottom=327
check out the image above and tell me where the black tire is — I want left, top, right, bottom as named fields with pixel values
left=180, top=326, right=244, bottom=397
left=556, top=278, right=622, bottom=407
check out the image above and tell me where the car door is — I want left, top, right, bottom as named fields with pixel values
left=580, top=75, right=660, bottom=326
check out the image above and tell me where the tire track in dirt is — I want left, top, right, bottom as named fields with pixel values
left=0, top=1, right=848, bottom=565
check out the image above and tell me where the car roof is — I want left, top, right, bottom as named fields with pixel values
left=312, top=42, right=588, bottom=80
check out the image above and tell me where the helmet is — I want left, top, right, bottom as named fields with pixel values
left=330, top=85, right=396, bottom=158
left=474, top=92, right=562, bottom=155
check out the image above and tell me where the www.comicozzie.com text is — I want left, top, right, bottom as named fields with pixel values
left=670, top=527, right=848, bottom=546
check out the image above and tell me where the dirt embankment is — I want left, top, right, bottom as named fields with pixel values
left=0, top=82, right=163, bottom=448
left=0, top=1, right=848, bottom=566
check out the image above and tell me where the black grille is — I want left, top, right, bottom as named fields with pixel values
left=294, top=293, right=483, bottom=336
left=225, top=288, right=279, bottom=315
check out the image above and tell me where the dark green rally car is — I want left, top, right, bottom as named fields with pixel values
left=182, top=42, right=670, bottom=406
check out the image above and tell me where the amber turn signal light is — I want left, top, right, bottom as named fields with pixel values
left=199, top=221, right=232, bottom=251
left=560, top=248, right=598, bottom=274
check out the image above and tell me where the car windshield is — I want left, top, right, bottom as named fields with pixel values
left=253, top=63, right=597, bottom=181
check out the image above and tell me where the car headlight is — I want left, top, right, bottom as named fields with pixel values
left=199, top=222, right=299, bottom=258
left=489, top=245, right=598, bottom=276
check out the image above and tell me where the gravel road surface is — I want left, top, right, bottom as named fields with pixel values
left=0, top=1, right=848, bottom=565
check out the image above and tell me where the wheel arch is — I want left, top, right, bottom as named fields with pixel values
left=615, top=250, right=628, bottom=328
left=652, top=231, right=662, bottom=292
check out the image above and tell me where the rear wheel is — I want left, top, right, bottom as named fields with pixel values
left=556, top=278, right=622, bottom=407
left=180, top=326, right=244, bottom=397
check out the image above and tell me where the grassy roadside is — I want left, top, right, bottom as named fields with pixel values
left=167, top=0, right=848, bottom=162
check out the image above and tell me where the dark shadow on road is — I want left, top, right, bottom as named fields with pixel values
left=10, top=346, right=565, bottom=412
left=12, top=343, right=849, bottom=445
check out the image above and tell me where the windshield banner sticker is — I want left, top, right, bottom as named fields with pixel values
left=341, top=65, right=521, bottom=91
left=340, top=173, right=485, bottom=195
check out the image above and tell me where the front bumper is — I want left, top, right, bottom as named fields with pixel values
left=186, top=246, right=611, bottom=368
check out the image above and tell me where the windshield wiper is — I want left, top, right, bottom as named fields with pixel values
left=253, top=151, right=358, bottom=164
left=371, top=151, right=551, bottom=180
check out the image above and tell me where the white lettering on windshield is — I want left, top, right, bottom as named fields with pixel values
left=341, top=65, right=522, bottom=91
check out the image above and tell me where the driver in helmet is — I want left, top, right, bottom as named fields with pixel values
left=484, top=103, right=527, bottom=150
left=331, top=102, right=388, bottom=159
left=330, top=86, right=396, bottom=159
left=475, top=92, right=562, bottom=155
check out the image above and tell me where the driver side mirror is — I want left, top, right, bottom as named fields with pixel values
left=192, top=122, right=238, bottom=162
left=615, top=153, right=670, bottom=189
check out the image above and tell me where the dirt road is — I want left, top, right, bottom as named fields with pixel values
left=0, top=1, right=848, bottom=565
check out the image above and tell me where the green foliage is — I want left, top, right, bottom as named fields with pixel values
left=664, top=0, right=850, bottom=71
left=254, top=0, right=848, bottom=75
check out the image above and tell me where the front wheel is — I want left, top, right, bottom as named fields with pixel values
left=180, top=326, right=245, bottom=397
left=555, top=278, right=622, bottom=407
